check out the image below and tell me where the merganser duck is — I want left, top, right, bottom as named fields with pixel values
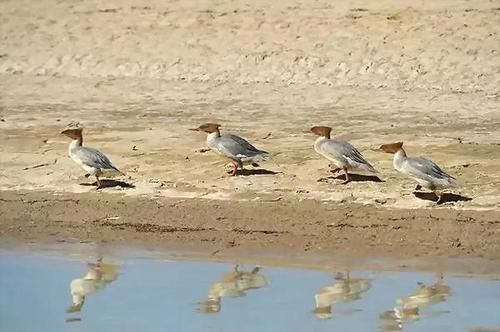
left=311, top=126, right=377, bottom=184
left=198, top=265, right=268, bottom=314
left=61, top=128, right=123, bottom=189
left=313, top=272, right=371, bottom=320
left=376, top=142, right=458, bottom=204
left=190, top=123, right=269, bottom=176
left=379, top=274, right=450, bottom=331
left=66, top=260, right=119, bottom=313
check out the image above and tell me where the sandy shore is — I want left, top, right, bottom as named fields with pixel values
left=1, top=76, right=499, bottom=209
left=1, top=0, right=499, bottom=258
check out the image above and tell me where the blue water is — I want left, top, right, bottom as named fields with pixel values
left=0, top=249, right=499, bottom=332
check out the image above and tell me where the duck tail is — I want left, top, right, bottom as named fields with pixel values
left=448, top=176, right=459, bottom=188
left=360, top=162, right=378, bottom=174
left=253, top=150, right=270, bottom=162
left=109, top=167, right=125, bottom=176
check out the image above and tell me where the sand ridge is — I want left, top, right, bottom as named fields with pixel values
left=1, top=0, right=499, bottom=92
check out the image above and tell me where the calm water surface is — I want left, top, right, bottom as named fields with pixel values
left=1, top=246, right=499, bottom=332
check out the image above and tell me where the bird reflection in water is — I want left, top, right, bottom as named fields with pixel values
left=65, top=257, right=120, bottom=318
left=198, top=265, right=269, bottom=314
left=379, top=273, right=451, bottom=331
left=313, top=272, right=372, bottom=320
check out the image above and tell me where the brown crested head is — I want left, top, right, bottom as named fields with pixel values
left=190, top=123, right=221, bottom=134
left=376, top=142, right=404, bottom=154
left=61, top=128, right=83, bottom=140
left=310, top=126, right=332, bottom=139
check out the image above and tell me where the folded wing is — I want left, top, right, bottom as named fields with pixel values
left=217, top=134, right=269, bottom=162
left=405, top=157, right=456, bottom=186
left=322, top=139, right=377, bottom=172
left=75, top=147, right=121, bottom=172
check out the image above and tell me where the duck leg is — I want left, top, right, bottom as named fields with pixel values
left=341, top=167, right=351, bottom=184
left=96, top=175, right=103, bottom=189
left=328, top=164, right=341, bottom=175
left=434, top=190, right=443, bottom=204
left=229, top=162, right=238, bottom=176
left=330, top=168, right=342, bottom=176
left=317, top=166, right=341, bottom=182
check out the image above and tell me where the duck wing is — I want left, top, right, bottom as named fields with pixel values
left=75, top=146, right=120, bottom=172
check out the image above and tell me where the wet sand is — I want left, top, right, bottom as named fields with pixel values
left=1, top=190, right=500, bottom=262
left=1, top=0, right=500, bottom=260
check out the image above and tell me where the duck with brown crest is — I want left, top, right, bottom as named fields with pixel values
left=313, top=272, right=371, bottom=320
left=190, top=123, right=269, bottom=176
left=198, top=265, right=268, bottom=314
left=61, top=128, right=123, bottom=189
left=379, top=274, right=451, bottom=331
left=310, top=126, right=377, bottom=184
left=375, top=142, right=458, bottom=204
left=66, top=259, right=119, bottom=314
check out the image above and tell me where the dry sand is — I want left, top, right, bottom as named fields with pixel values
left=1, top=0, right=500, bottom=259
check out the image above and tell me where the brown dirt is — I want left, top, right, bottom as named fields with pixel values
left=1, top=190, right=500, bottom=262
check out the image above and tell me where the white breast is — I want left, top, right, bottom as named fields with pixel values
left=68, top=140, right=98, bottom=175
left=315, top=137, right=345, bottom=168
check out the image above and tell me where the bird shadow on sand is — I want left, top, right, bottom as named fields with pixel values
left=80, top=180, right=135, bottom=189
left=236, top=168, right=278, bottom=176
left=319, top=173, right=384, bottom=183
left=413, top=191, right=472, bottom=204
